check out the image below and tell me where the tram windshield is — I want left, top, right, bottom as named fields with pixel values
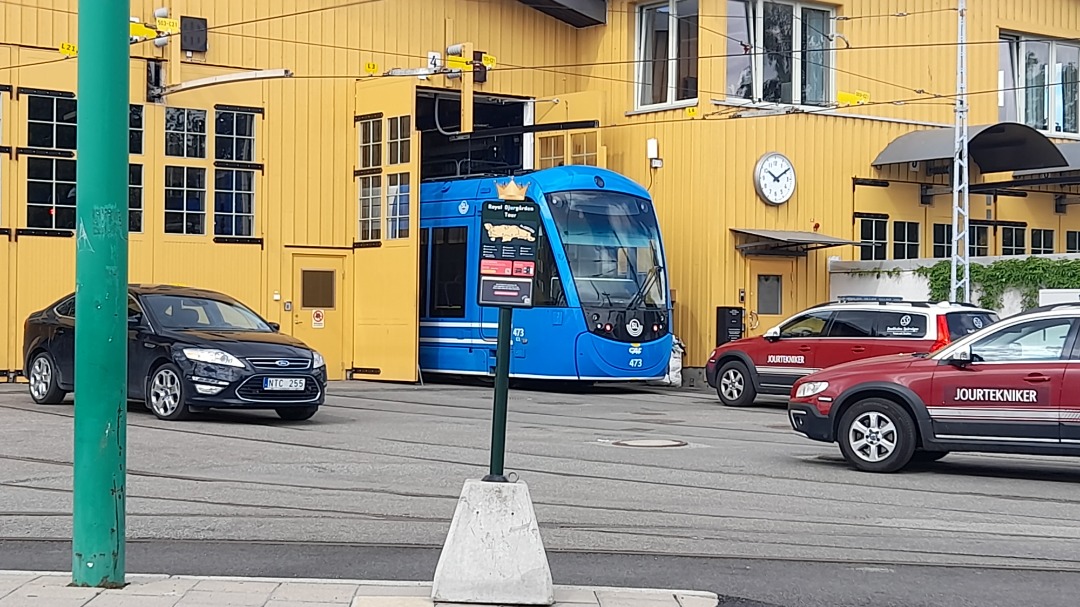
left=546, top=190, right=666, bottom=309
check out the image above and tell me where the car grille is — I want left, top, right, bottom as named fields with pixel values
left=236, top=375, right=321, bottom=403
left=247, top=357, right=312, bottom=370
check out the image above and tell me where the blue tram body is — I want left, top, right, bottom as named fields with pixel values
left=418, top=166, right=672, bottom=382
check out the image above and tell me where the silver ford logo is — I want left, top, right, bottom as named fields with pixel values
left=626, top=319, right=644, bottom=338
left=275, top=360, right=290, bottom=367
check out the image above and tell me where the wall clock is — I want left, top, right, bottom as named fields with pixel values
left=753, top=152, right=796, bottom=206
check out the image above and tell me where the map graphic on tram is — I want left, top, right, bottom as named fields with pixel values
left=478, top=199, right=540, bottom=307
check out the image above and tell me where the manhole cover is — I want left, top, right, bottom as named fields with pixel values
left=611, top=439, right=688, bottom=448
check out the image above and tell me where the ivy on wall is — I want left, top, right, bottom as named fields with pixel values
left=911, top=258, right=1080, bottom=309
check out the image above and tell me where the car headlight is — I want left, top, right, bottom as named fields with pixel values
left=795, top=381, right=830, bottom=398
left=312, top=351, right=325, bottom=369
left=182, top=348, right=245, bottom=368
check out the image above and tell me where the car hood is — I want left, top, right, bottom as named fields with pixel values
left=810, top=352, right=925, bottom=377
left=164, top=329, right=313, bottom=357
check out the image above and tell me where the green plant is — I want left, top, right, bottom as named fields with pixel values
left=914, top=257, right=1080, bottom=309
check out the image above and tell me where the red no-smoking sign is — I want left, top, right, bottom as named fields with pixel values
left=312, top=309, right=325, bottom=328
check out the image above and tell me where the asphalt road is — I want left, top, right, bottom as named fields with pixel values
left=2, top=380, right=1080, bottom=606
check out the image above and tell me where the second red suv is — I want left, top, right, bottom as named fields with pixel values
left=789, top=303, right=1080, bottom=472
left=704, top=297, right=998, bottom=407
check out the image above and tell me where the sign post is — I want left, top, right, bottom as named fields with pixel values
left=431, top=176, right=554, bottom=605
left=71, top=0, right=131, bottom=588
left=478, top=179, right=539, bottom=481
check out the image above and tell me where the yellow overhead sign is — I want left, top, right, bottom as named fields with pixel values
left=156, top=17, right=181, bottom=35
left=130, top=22, right=158, bottom=39
left=481, top=54, right=496, bottom=69
left=446, top=54, right=472, bottom=71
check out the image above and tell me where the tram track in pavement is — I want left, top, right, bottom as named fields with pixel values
left=3, top=401, right=1080, bottom=526
left=5, top=451, right=1080, bottom=545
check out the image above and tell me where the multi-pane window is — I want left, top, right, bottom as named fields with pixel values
left=932, top=223, right=953, bottom=259
left=358, top=117, right=382, bottom=169
left=214, top=110, right=256, bottom=162
left=1001, top=226, right=1026, bottom=256
left=1000, top=35, right=1080, bottom=133
left=1032, top=228, right=1055, bottom=254
left=386, top=173, right=410, bottom=239
left=858, top=217, right=887, bottom=261
left=164, top=166, right=206, bottom=235
left=1067, top=230, right=1080, bottom=253
left=214, top=169, right=255, bottom=237
left=570, top=132, right=599, bottom=166
left=637, top=0, right=699, bottom=108
left=165, top=108, right=207, bottom=158
left=387, top=115, right=411, bottom=165
left=893, top=221, right=920, bottom=259
left=726, top=0, right=832, bottom=106
left=970, top=225, right=989, bottom=257
left=129, top=164, right=143, bottom=233
left=538, top=135, right=565, bottom=169
left=27, top=95, right=77, bottom=150
left=358, top=175, right=382, bottom=242
left=129, top=105, right=144, bottom=155
left=26, top=158, right=76, bottom=229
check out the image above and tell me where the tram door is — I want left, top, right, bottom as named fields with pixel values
left=352, top=78, right=421, bottom=382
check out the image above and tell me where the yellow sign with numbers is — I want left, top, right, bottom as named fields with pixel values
left=364, top=61, right=379, bottom=75
left=155, top=17, right=181, bottom=34
left=59, top=42, right=78, bottom=57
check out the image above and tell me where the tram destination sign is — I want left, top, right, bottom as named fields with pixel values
left=477, top=191, right=539, bottom=308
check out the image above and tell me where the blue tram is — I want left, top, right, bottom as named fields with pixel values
left=417, top=165, right=672, bottom=382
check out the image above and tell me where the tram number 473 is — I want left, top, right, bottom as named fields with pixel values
left=629, top=359, right=643, bottom=368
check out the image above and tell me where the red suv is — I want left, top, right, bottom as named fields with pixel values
left=789, top=303, right=1080, bottom=472
left=705, top=297, right=998, bottom=407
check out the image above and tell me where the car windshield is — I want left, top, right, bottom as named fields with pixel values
left=546, top=190, right=666, bottom=309
left=143, top=294, right=271, bottom=332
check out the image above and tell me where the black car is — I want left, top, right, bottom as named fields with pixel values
left=23, top=284, right=328, bottom=421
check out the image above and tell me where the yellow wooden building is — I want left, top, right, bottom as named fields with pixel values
left=3, top=0, right=1080, bottom=377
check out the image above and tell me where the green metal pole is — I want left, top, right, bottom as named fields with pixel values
left=72, top=0, right=131, bottom=588
left=484, top=306, right=513, bottom=482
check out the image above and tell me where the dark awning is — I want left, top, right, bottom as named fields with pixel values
left=871, top=122, right=1068, bottom=174
left=1013, top=142, right=1080, bottom=177
left=516, top=0, right=606, bottom=27
left=731, top=228, right=858, bottom=256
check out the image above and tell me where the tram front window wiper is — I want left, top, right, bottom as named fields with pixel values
left=626, top=264, right=663, bottom=310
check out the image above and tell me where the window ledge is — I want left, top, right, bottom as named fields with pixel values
left=625, top=99, right=698, bottom=117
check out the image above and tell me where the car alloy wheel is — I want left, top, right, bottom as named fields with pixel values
left=838, top=399, right=917, bottom=473
left=29, top=356, right=52, bottom=402
left=720, top=369, right=744, bottom=401
left=848, top=411, right=898, bottom=463
left=149, top=365, right=190, bottom=420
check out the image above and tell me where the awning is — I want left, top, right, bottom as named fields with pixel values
left=1014, top=142, right=1080, bottom=177
left=731, top=228, right=858, bottom=256
left=871, top=122, right=1068, bottom=174
left=516, top=0, right=606, bottom=27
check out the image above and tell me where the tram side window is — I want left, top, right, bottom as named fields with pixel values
left=419, top=229, right=431, bottom=317
left=430, top=227, right=468, bottom=318
left=532, top=226, right=565, bottom=307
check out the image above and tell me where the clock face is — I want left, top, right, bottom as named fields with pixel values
left=755, top=153, right=796, bottom=205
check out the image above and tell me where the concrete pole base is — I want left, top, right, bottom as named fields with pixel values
left=431, top=479, right=555, bottom=605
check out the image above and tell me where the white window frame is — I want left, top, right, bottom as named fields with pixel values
left=213, top=168, right=256, bottom=237
left=857, top=217, right=887, bottom=261
left=1000, top=33, right=1080, bottom=136
left=724, top=0, right=836, bottom=108
left=635, top=0, right=699, bottom=111
left=1031, top=228, right=1055, bottom=255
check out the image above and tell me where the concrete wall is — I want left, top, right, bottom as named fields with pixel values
left=825, top=255, right=1080, bottom=318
